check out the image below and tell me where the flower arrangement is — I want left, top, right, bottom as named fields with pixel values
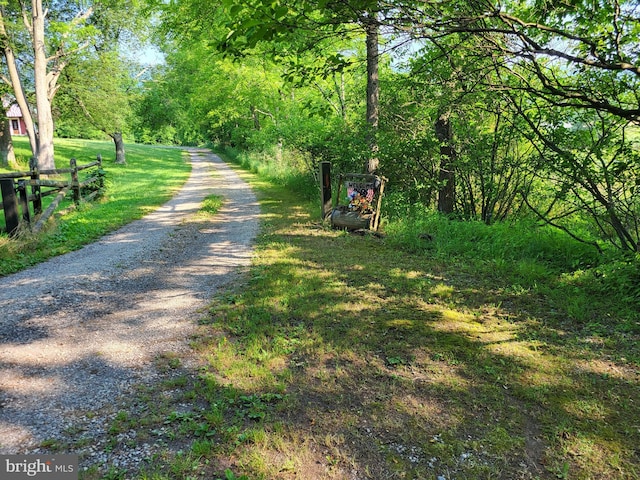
left=348, top=190, right=373, bottom=214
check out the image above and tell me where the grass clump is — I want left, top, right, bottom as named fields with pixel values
left=198, top=194, right=225, bottom=217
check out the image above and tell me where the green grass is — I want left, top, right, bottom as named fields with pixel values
left=83, top=151, right=636, bottom=480
left=4, top=139, right=637, bottom=479
left=198, top=194, right=225, bottom=217
left=0, top=137, right=190, bottom=275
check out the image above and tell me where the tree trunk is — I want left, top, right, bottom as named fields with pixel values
left=436, top=110, right=455, bottom=214
left=113, top=132, right=126, bottom=164
left=337, top=72, right=346, bottom=120
left=0, top=14, right=39, bottom=159
left=250, top=105, right=261, bottom=130
left=365, top=15, right=379, bottom=174
left=32, top=0, right=55, bottom=171
left=0, top=116, right=16, bottom=167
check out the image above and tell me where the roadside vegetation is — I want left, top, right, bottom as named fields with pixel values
left=31, top=143, right=634, bottom=480
left=2, top=1, right=639, bottom=479
left=0, top=137, right=190, bottom=276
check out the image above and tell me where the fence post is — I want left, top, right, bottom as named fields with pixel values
left=97, top=154, right=104, bottom=190
left=17, top=179, right=30, bottom=224
left=320, top=161, right=332, bottom=220
left=70, top=158, right=79, bottom=204
left=1, top=178, right=19, bottom=236
left=29, top=156, right=42, bottom=214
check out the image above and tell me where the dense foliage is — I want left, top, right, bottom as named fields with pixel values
left=132, top=0, right=640, bottom=256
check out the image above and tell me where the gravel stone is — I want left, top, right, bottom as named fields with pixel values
left=0, top=149, right=259, bottom=471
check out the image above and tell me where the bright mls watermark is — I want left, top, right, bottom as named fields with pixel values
left=1, top=455, right=78, bottom=480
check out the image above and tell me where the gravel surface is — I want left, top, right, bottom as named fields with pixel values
left=0, top=149, right=259, bottom=469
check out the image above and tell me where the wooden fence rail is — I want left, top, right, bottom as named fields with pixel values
left=0, top=155, right=104, bottom=236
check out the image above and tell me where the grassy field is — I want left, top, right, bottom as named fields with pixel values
left=2, top=140, right=638, bottom=479
left=0, top=137, right=190, bottom=275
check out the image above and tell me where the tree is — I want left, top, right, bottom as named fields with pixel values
left=187, top=0, right=387, bottom=172
left=435, top=109, right=455, bottom=214
left=381, top=31, right=535, bottom=221
left=364, top=13, right=380, bottom=173
left=137, top=41, right=282, bottom=148
left=1, top=0, right=150, bottom=169
left=399, top=0, right=640, bottom=249
left=0, top=89, right=16, bottom=166
left=1, top=0, right=95, bottom=169
left=476, top=1, right=640, bottom=251
left=57, top=52, right=138, bottom=164
left=0, top=11, right=39, bottom=159
left=453, top=95, right=534, bottom=224
left=510, top=94, right=640, bottom=252
left=0, top=113, right=15, bottom=167
left=437, top=0, right=640, bottom=124
left=133, top=68, right=182, bottom=145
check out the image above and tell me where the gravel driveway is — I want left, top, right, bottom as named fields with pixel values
left=0, top=149, right=259, bottom=465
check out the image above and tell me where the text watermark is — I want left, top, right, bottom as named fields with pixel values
left=0, top=455, right=78, bottom=480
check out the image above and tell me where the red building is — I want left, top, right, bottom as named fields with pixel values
left=6, top=102, right=27, bottom=136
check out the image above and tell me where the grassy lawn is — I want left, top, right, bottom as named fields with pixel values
left=81, top=161, right=636, bottom=480
left=0, top=137, right=190, bottom=275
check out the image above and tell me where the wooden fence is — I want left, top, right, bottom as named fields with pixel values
left=0, top=155, right=104, bottom=236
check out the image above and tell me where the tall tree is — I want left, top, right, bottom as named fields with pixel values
left=182, top=0, right=387, bottom=172
left=1, top=0, right=95, bottom=169
left=0, top=0, right=149, bottom=169
left=57, top=52, right=139, bottom=164
left=0, top=89, right=16, bottom=166
left=0, top=11, right=39, bottom=158
left=435, top=109, right=455, bottom=214
left=364, top=12, right=380, bottom=173
left=0, top=114, right=15, bottom=167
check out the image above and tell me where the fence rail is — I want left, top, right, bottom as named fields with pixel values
left=1, top=155, right=104, bottom=236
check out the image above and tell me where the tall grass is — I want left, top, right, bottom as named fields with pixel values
left=220, top=145, right=318, bottom=201
left=384, top=208, right=639, bottom=333
left=384, top=211, right=599, bottom=268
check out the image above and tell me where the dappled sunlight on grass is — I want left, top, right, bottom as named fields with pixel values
left=517, top=365, right=574, bottom=391
left=431, top=283, right=455, bottom=299
left=202, top=244, right=637, bottom=477
left=232, top=430, right=326, bottom=480
left=574, top=358, right=638, bottom=381
left=479, top=329, right=524, bottom=346
left=556, top=433, right=632, bottom=479
left=564, top=398, right=609, bottom=421
left=202, top=336, right=285, bottom=392
left=168, top=164, right=640, bottom=479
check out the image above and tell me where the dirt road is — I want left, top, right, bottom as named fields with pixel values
left=0, top=149, right=259, bottom=462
